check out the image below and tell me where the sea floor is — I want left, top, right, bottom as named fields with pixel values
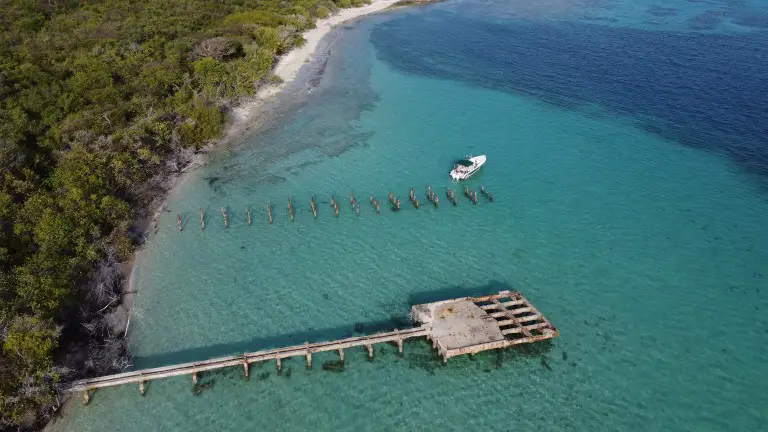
left=52, top=1, right=768, bottom=430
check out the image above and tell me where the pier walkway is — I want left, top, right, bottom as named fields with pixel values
left=68, top=290, right=558, bottom=404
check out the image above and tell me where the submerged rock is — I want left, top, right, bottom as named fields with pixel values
left=322, top=360, right=345, bottom=373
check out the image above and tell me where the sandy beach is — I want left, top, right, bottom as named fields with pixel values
left=130, top=0, right=406, bottom=313
left=229, top=0, right=403, bottom=125
left=45, top=3, right=414, bottom=430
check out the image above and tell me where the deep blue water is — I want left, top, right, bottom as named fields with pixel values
left=372, top=10, right=768, bottom=178
left=53, top=1, right=768, bottom=431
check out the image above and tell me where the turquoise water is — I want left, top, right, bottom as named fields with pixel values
left=53, top=1, right=768, bottom=430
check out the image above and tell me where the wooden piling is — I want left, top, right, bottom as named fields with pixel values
left=394, top=329, right=403, bottom=355
left=177, top=214, right=183, bottom=232
left=200, top=208, right=205, bottom=230
left=220, top=208, right=229, bottom=228
left=64, top=291, right=558, bottom=398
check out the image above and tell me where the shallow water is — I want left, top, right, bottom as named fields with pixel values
left=54, top=1, right=768, bottom=430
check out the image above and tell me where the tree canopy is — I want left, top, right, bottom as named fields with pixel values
left=0, top=0, right=369, bottom=428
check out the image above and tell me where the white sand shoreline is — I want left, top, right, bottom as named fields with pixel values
left=229, top=0, right=403, bottom=126
left=44, top=3, right=410, bottom=430
left=125, top=0, right=408, bottom=336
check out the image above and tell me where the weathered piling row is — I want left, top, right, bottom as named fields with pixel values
left=220, top=208, right=229, bottom=228
left=331, top=195, right=339, bottom=217
left=287, top=198, right=293, bottom=221
left=370, top=195, right=380, bottom=214
left=480, top=185, right=494, bottom=202
left=409, top=188, right=420, bottom=208
left=179, top=185, right=493, bottom=230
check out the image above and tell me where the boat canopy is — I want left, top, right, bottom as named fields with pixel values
left=455, top=159, right=473, bottom=167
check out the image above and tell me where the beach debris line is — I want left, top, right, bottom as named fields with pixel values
left=66, top=291, right=557, bottom=401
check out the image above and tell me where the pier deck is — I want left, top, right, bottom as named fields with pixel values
left=67, top=290, right=557, bottom=403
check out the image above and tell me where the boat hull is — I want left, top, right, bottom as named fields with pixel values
left=450, top=155, right=486, bottom=180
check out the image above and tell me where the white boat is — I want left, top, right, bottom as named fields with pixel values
left=450, top=154, right=486, bottom=180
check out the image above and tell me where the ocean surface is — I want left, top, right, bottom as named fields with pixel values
left=53, top=0, right=768, bottom=430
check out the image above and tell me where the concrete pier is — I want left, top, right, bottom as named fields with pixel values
left=65, top=291, right=557, bottom=400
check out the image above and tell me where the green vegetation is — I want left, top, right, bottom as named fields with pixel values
left=0, top=0, right=369, bottom=428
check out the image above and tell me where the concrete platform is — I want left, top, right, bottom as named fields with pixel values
left=68, top=290, right=557, bottom=403
left=411, top=290, right=558, bottom=362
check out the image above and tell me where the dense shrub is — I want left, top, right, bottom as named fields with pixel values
left=0, top=0, right=354, bottom=428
